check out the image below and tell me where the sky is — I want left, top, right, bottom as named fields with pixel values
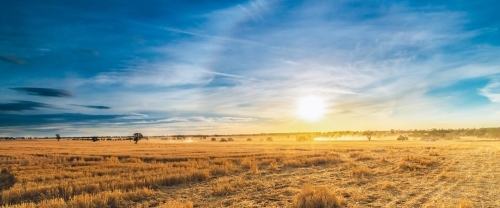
left=1, top=0, right=500, bottom=137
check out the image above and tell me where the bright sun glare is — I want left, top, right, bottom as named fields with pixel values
left=296, top=96, right=326, bottom=121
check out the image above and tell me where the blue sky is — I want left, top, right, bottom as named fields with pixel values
left=1, top=0, right=499, bottom=136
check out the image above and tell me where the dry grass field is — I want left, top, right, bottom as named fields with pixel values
left=1, top=136, right=499, bottom=207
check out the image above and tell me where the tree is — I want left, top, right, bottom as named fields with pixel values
left=56, top=134, right=61, bottom=142
left=133, top=133, right=143, bottom=144
left=296, top=136, right=312, bottom=142
left=397, top=135, right=408, bottom=141
left=92, top=137, right=98, bottom=142
left=363, top=131, right=374, bottom=141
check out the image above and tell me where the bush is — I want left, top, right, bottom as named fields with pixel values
left=291, top=184, right=345, bottom=208
left=246, top=138, right=252, bottom=141
left=296, top=136, right=312, bottom=142
left=211, top=138, right=216, bottom=141
left=266, top=137, right=273, bottom=142
left=227, top=138, right=234, bottom=142
left=220, top=138, right=228, bottom=142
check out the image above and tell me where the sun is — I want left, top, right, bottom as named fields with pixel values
left=296, top=96, right=326, bottom=121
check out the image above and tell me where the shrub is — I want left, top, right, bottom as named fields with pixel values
left=211, top=138, right=216, bottom=141
left=220, top=138, right=228, bottom=142
left=227, top=138, right=234, bottom=142
left=290, top=184, right=345, bottom=208
left=266, top=137, right=273, bottom=142
left=246, top=138, right=252, bottom=141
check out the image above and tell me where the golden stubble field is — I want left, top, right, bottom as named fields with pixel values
left=0, top=136, right=499, bottom=208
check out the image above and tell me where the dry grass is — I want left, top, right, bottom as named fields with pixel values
left=349, top=152, right=373, bottom=161
left=456, top=198, right=473, bottom=208
left=350, top=165, right=371, bottom=177
left=290, top=184, right=345, bottom=208
left=396, top=154, right=437, bottom=171
left=157, top=200, right=193, bottom=208
left=375, top=181, right=395, bottom=191
left=268, top=160, right=280, bottom=170
left=436, top=171, right=460, bottom=181
left=0, top=138, right=499, bottom=207
left=249, top=164, right=259, bottom=174
left=211, top=176, right=247, bottom=196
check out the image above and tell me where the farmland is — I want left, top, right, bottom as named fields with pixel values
left=1, top=136, right=499, bottom=207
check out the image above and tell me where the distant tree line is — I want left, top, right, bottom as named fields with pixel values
left=2, top=127, right=500, bottom=141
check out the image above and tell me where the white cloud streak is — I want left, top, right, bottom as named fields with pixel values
left=481, top=78, right=500, bottom=103
left=76, top=0, right=500, bottom=133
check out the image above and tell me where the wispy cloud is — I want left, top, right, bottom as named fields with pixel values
left=0, top=101, right=53, bottom=112
left=480, top=78, right=500, bottom=103
left=94, top=64, right=212, bottom=86
left=0, top=55, right=26, bottom=65
left=1, top=0, right=500, bottom=135
left=0, top=113, right=124, bottom=127
left=10, top=87, right=72, bottom=97
left=70, top=104, right=111, bottom=109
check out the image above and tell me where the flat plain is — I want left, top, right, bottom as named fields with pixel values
left=1, top=136, right=499, bottom=207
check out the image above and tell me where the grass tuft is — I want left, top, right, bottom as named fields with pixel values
left=290, top=184, right=345, bottom=208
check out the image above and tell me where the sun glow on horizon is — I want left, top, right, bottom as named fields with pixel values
left=296, top=96, right=326, bottom=121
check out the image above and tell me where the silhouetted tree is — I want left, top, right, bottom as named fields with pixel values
left=133, top=133, right=143, bottom=144
left=296, top=136, right=312, bottom=142
left=397, top=135, right=408, bottom=141
left=56, top=134, right=61, bottom=142
left=92, top=137, right=98, bottom=142
left=363, top=131, right=374, bottom=141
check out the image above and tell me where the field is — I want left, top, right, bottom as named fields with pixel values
left=1, top=136, right=499, bottom=207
